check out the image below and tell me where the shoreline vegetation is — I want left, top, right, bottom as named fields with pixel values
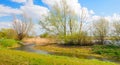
left=22, top=38, right=120, bottom=63
left=34, top=43, right=120, bottom=63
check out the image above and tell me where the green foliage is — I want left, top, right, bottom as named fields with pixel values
left=93, top=45, right=120, bottom=60
left=40, top=33, right=49, bottom=38
left=0, top=28, right=17, bottom=39
left=35, top=45, right=101, bottom=59
left=0, top=49, right=117, bottom=65
left=0, top=39, right=18, bottom=47
left=58, top=32, right=93, bottom=46
left=40, top=33, right=54, bottom=38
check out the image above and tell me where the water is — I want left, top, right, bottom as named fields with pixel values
left=13, top=44, right=49, bottom=54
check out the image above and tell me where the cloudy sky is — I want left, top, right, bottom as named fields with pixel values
left=0, top=0, right=120, bottom=35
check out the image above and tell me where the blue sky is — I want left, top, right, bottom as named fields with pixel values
left=79, top=0, right=120, bottom=16
left=0, top=0, right=120, bottom=26
left=0, top=0, right=120, bottom=16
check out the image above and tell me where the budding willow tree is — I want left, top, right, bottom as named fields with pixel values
left=93, top=18, right=109, bottom=44
left=12, top=15, right=33, bottom=40
left=40, top=0, right=72, bottom=35
left=39, top=0, right=89, bottom=44
left=40, top=0, right=88, bottom=33
left=112, top=21, right=120, bottom=41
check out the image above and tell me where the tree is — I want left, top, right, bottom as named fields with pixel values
left=93, top=17, right=109, bottom=44
left=112, top=21, right=120, bottom=41
left=39, top=0, right=90, bottom=45
left=12, top=15, right=33, bottom=40
left=40, top=0, right=71, bottom=35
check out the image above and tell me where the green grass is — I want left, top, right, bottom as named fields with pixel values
left=92, top=45, right=120, bottom=60
left=0, top=49, right=117, bottom=65
left=35, top=45, right=103, bottom=59
left=0, top=39, right=19, bottom=48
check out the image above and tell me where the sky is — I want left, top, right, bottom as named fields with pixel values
left=0, top=0, right=120, bottom=35
left=0, top=0, right=120, bottom=22
left=80, top=0, right=120, bottom=16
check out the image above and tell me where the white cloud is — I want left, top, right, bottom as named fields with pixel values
left=0, top=0, right=93, bottom=21
left=0, top=0, right=49, bottom=32
left=42, top=0, right=81, bottom=14
left=104, top=13, right=120, bottom=23
left=0, top=22, right=12, bottom=29
left=20, top=1, right=49, bottom=19
left=0, top=0, right=49, bottom=20
left=0, top=5, right=22, bottom=17
left=30, top=24, right=43, bottom=36
left=12, top=0, right=27, bottom=3
left=42, top=0, right=94, bottom=18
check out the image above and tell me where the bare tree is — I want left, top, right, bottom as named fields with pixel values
left=12, top=15, right=33, bottom=40
left=93, top=17, right=109, bottom=44
left=79, top=8, right=88, bottom=32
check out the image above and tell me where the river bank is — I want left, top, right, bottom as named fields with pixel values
left=34, top=44, right=120, bottom=64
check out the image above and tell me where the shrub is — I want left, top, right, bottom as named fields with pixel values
left=40, top=33, right=55, bottom=38
left=0, top=28, right=17, bottom=39
left=0, top=39, right=18, bottom=47
left=58, top=32, right=93, bottom=46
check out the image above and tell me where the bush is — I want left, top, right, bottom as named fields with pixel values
left=40, top=33, right=55, bottom=38
left=58, top=32, right=93, bottom=46
left=0, top=39, right=18, bottom=47
left=0, top=28, right=17, bottom=39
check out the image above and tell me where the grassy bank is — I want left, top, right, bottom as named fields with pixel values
left=0, top=39, right=19, bottom=48
left=92, top=45, right=120, bottom=61
left=35, top=44, right=104, bottom=59
left=0, top=49, right=117, bottom=65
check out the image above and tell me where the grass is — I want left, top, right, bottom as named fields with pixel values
left=92, top=45, right=120, bottom=60
left=0, top=49, right=117, bottom=65
left=34, top=45, right=104, bottom=59
left=0, top=38, right=19, bottom=48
